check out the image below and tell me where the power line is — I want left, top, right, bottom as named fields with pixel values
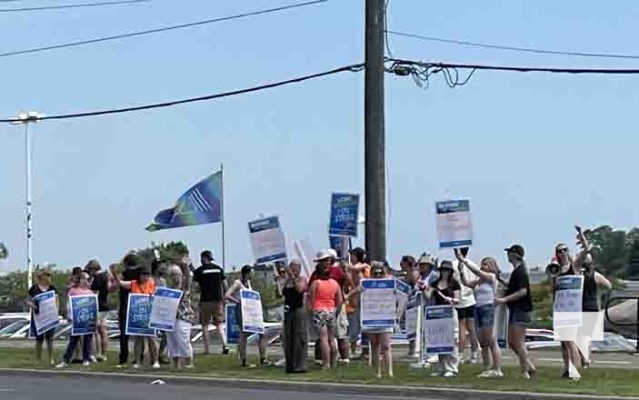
left=0, top=0, right=327, bottom=59
left=388, top=58, right=639, bottom=75
left=0, top=0, right=147, bottom=13
left=387, top=30, right=639, bottom=61
left=0, top=63, right=364, bottom=123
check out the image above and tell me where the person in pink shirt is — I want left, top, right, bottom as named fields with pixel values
left=56, top=272, right=95, bottom=368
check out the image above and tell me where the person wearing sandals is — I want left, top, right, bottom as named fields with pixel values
left=455, top=250, right=503, bottom=378
left=495, top=245, right=537, bottom=379
left=225, top=265, right=270, bottom=368
left=308, top=251, right=343, bottom=371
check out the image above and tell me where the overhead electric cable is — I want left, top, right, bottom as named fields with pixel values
left=387, top=30, right=639, bottom=61
left=0, top=62, right=364, bottom=123
left=0, top=0, right=147, bottom=13
left=0, top=0, right=327, bottom=58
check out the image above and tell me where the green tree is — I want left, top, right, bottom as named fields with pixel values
left=587, top=225, right=628, bottom=276
left=625, top=239, right=639, bottom=279
left=132, top=241, right=189, bottom=267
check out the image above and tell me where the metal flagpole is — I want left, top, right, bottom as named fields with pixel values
left=220, top=163, right=226, bottom=269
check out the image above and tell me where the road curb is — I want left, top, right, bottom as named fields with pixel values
left=0, top=368, right=637, bottom=400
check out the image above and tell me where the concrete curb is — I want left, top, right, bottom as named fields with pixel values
left=0, top=368, right=637, bottom=400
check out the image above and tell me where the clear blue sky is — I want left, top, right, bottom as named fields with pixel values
left=1, top=0, right=639, bottom=272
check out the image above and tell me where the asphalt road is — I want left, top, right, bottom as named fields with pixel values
left=0, top=375, right=416, bottom=400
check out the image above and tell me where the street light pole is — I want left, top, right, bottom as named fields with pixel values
left=13, top=111, right=42, bottom=289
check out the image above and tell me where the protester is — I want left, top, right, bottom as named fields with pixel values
left=454, top=248, right=480, bottom=364
left=26, top=266, right=57, bottom=365
left=165, top=262, right=195, bottom=370
left=428, top=260, right=460, bottom=378
left=111, top=263, right=159, bottom=369
left=193, top=250, right=228, bottom=355
left=345, top=247, right=370, bottom=357
left=553, top=243, right=583, bottom=377
left=329, top=249, right=352, bottom=364
left=361, top=261, right=394, bottom=378
left=282, top=260, right=308, bottom=373
left=496, top=245, right=536, bottom=379
left=86, top=259, right=117, bottom=363
left=308, top=251, right=343, bottom=370
left=151, top=259, right=170, bottom=364
left=56, top=272, right=94, bottom=368
left=114, top=254, right=140, bottom=368
left=579, top=253, right=612, bottom=367
left=225, top=265, right=270, bottom=367
left=455, top=251, right=503, bottom=378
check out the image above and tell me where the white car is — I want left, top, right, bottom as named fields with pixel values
left=0, top=313, right=30, bottom=330
left=0, top=319, right=30, bottom=338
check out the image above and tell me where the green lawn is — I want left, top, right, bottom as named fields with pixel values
left=0, top=348, right=637, bottom=397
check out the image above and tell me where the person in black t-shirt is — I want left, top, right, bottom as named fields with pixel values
left=117, top=253, right=142, bottom=368
left=27, top=266, right=58, bottom=365
left=429, top=260, right=461, bottom=377
left=87, top=259, right=117, bottom=362
left=193, top=250, right=228, bottom=354
left=495, top=244, right=536, bottom=379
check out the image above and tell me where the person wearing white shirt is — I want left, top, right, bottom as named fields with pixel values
left=453, top=248, right=480, bottom=364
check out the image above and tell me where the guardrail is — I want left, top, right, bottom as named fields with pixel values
left=604, top=290, right=639, bottom=354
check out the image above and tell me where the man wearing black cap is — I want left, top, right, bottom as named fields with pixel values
left=193, top=250, right=228, bottom=355
left=496, top=245, right=536, bottom=378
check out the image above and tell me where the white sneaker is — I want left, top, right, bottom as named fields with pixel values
left=116, top=364, right=124, bottom=369
left=55, top=362, right=68, bottom=369
left=153, top=362, right=160, bottom=370
left=89, top=356, right=98, bottom=364
left=494, top=370, right=504, bottom=378
left=443, top=371, right=457, bottom=378
left=430, top=371, right=443, bottom=377
left=274, top=359, right=286, bottom=367
left=82, top=361, right=90, bottom=367
left=338, top=358, right=350, bottom=365
left=133, top=363, right=140, bottom=369
left=478, top=369, right=503, bottom=378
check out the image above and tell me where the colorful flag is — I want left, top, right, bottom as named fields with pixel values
left=146, top=171, right=222, bottom=231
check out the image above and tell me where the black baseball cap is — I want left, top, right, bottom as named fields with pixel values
left=504, top=244, right=525, bottom=258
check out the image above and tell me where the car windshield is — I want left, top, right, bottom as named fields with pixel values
left=0, top=318, right=22, bottom=329
left=0, top=320, right=29, bottom=334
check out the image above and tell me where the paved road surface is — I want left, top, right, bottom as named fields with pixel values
left=0, top=375, right=418, bottom=400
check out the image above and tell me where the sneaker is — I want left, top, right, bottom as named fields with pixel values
left=55, top=362, right=69, bottom=369
left=82, top=361, right=91, bottom=367
left=493, top=369, right=504, bottom=378
left=260, top=358, right=272, bottom=367
left=89, top=356, right=98, bottom=364
left=443, top=371, right=457, bottom=378
left=274, top=358, right=286, bottom=367
left=153, top=362, right=160, bottom=370
left=338, top=358, right=350, bottom=365
left=430, top=371, right=443, bottom=377
left=132, top=363, right=140, bottom=370
left=116, top=364, right=124, bottom=369
left=522, top=372, right=531, bottom=379
left=478, top=370, right=495, bottom=378
left=314, top=359, right=323, bottom=366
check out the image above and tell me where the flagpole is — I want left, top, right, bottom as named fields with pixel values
left=220, top=163, right=226, bottom=270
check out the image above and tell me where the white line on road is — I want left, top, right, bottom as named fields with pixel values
left=0, top=388, right=15, bottom=392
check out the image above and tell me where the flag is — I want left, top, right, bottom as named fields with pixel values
left=146, top=171, right=222, bottom=232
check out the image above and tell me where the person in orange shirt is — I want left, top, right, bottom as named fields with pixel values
left=111, top=264, right=159, bottom=369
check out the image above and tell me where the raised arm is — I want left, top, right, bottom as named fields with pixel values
left=109, top=265, right=132, bottom=290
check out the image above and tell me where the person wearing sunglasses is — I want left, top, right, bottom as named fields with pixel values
left=27, top=266, right=58, bottom=365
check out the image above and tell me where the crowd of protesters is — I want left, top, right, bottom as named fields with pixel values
left=25, top=227, right=612, bottom=379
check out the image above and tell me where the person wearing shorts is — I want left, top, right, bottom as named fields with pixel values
left=193, top=250, right=228, bottom=355
left=308, top=250, right=343, bottom=370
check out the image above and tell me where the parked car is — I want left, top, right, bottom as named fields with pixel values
left=0, top=319, right=30, bottom=338
left=0, top=313, right=30, bottom=330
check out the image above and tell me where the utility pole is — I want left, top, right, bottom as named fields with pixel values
left=364, top=0, right=386, bottom=262
left=12, top=111, right=42, bottom=289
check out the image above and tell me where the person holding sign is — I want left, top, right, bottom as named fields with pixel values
left=495, top=245, right=536, bottom=379
left=111, top=264, right=159, bottom=369
left=26, top=266, right=58, bottom=365
left=308, top=251, right=343, bottom=371
left=281, top=260, right=308, bottom=374
left=165, top=262, right=195, bottom=369
left=455, top=250, right=503, bottom=378
left=56, top=272, right=95, bottom=368
left=428, top=260, right=460, bottom=377
left=225, top=265, right=269, bottom=368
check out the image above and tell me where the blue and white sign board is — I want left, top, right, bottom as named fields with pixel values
left=329, top=193, right=360, bottom=237
left=494, top=303, right=509, bottom=349
left=395, top=279, right=411, bottom=319
left=435, top=199, right=473, bottom=249
left=360, top=279, right=396, bottom=330
left=225, top=303, right=240, bottom=346
left=405, top=292, right=421, bottom=341
left=553, top=275, right=584, bottom=328
left=126, top=294, right=157, bottom=337
left=149, top=288, right=182, bottom=331
left=32, top=291, right=59, bottom=336
left=69, top=294, right=98, bottom=336
left=424, top=305, right=455, bottom=355
left=240, top=289, right=265, bottom=334
left=248, top=216, right=287, bottom=264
